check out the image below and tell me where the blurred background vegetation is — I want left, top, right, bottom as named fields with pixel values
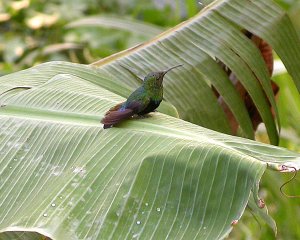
left=0, top=0, right=300, bottom=239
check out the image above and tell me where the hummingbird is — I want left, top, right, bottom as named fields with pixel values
left=101, top=64, right=183, bottom=129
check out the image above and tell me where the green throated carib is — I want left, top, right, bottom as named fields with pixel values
left=101, top=64, right=182, bottom=129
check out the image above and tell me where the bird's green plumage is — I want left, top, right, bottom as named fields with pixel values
left=122, top=72, right=164, bottom=113
left=102, top=64, right=182, bottom=128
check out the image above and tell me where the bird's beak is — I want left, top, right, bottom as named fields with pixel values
left=163, top=64, right=183, bottom=76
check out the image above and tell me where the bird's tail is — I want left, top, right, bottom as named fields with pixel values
left=101, top=108, right=134, bottom=129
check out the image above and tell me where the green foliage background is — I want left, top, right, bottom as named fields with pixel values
left=1, top=0, right=300, bottom=239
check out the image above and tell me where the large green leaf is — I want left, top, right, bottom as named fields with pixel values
left=0, top=62, right=299, bottom=239
left=1, top=0, right=300, bottom=239
left=92, top=0, right=300, bottom=145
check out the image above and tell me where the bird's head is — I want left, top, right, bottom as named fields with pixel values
left=144, top=64, right=183, bottom=87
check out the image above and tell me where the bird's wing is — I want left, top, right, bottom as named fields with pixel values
left=126, top=98, right=150, bottom=113
left=101, top=86, right=151, bottom=128
left=101, top=99, right=150, bottom=128
left=101, top=99, right=145, bottom=127
left=126, top=88, right=151, bottom=113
